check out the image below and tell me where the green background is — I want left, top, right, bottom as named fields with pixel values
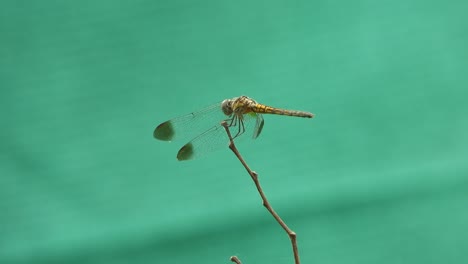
left=1, top=1, right=468, bottom=263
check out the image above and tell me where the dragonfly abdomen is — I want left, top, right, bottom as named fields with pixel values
left=253, top=104, right=314, bottom=118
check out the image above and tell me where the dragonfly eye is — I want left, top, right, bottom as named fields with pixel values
left=221, top=99, right=233, bottom=116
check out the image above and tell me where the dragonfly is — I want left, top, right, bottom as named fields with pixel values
left=153, top=95, right=314, bottom=161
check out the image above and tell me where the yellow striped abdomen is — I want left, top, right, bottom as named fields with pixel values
left=252, top=103, right=314, bottom=118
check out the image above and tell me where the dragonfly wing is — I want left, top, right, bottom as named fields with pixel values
left=154, top=102, right=225, bottom=142
left=252, top=113, right=264, bottom=139
left=177, top=112, right=262, bottom=161
left=177, top=123, right=229, bottom=160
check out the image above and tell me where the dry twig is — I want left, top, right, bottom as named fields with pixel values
left=230, top=256, right=242, bottom=264
left=222, top=121, right=300, bottom=264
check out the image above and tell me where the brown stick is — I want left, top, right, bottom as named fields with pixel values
left=230, top=256, right=242, bottom=264
left=222, top=121, right=300, bottom=264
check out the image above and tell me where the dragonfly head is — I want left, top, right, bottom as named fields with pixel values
left=221, top=98, right=234, bottom=116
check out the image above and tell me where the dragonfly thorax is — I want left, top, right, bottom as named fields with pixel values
left=222, top=96, right=259, bottom=116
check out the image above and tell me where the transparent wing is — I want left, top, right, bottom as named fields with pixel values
left=153, top=102, right=226, bottom=143
left=253, top=113, right=264, bottom=139
left=176, top=112, right=264, bottom=161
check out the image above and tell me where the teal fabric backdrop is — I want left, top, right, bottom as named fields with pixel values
left=1, top=1, right=468, bottom=263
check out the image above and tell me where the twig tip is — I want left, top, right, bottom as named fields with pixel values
left=230, top=256, right=242, bottom=264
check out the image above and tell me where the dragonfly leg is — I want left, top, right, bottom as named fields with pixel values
left=228, top=115, right=237, bottom=127
left=232, top=116, right=246, bottom=139
left=239, top=119, right=246, bottom=138
left=233, top=122, right=241, bottom=139
left=225, top=114, right=246, bottom=140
